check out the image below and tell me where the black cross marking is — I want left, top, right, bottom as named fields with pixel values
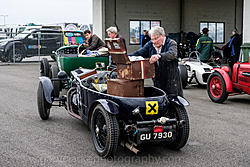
left=148, top=103, right=157, bottom=113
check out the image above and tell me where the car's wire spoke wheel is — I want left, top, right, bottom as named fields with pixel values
left=37, top=81, right=51, bottom=120
left=165, top=104, right=189, bottom=150
left=210, top=76, right=222, bottom=97
left=207, top=72, right=228, bottom=103
left=91, top=104, right=119, bottom=158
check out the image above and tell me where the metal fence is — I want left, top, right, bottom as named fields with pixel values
left=0, top=31, right=65, bottom=64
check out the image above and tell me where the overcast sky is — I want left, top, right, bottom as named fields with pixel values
left=0, top=0, right=92, bottom=26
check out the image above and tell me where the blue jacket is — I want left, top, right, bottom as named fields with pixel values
left=129, top=37, right=183, bottom=96
left=228, top=34, right=242, bottom=63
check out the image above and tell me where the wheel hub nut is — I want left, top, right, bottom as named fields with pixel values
left=95, top=125, right=100, bottom=136
left=212, top=85, right=215, bottom=90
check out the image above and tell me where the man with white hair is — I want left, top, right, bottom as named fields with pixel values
left=106, top=26, right=127, bottom=52
left=129, top=26, right=183, bottom=96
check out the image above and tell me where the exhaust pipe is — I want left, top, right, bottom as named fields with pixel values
left=121, top=142, right=139, bottom=154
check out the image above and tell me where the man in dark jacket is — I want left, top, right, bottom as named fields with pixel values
left=141, top=30, right=151, bottom=47
left=228, top=29, right=242, bottom=65
left=83, top=30, right=106, bottom=51
left=129, top=26, right=183, bottom=96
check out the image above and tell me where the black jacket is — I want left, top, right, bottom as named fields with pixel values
left=86, top=34, right=106, bottom=51
left=142, top=35, right=151, bottom=47
left=229, top=34, right=242, bottom=63
left=129, top=37, right=183, bottom=96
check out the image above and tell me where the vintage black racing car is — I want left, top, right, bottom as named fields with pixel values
left=37, top=65, right=190, bottom=158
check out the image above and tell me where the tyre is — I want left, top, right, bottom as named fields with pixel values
left=91, top=104, right=119, bottom=158
left=51, top=65, right=60, bottom=97
left=8, top=48, right=24, bottom=62
left=166, top=104, right=189, bottom=150
left=207, top=72, right=228, bottom=103
left=67, top=87, right=80, bottom=115
left=37, top=81, right=51, bottom=120
left=0, top=56, right=8, bottom=62
left=179, top=64, right=188, bottom=88
left=40, top=58, right=50, bottom=77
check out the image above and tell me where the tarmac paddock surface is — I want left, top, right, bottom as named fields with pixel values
left=0, top=63, right=249, bottom=167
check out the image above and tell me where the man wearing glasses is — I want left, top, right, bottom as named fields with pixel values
left=129, top=26, right=183, bottom=96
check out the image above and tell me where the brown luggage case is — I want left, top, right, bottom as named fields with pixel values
left=104, top=38, right=130, bottom=64
left=107, top=79, right=144, bottom=97
left=117, top=60, right=155, bottom=80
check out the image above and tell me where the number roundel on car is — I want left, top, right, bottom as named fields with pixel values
left=145, top=101, right=158, bottom=115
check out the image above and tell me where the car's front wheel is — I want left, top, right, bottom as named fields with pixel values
left=91, top=104, right=119, bottom=158
left=37, top=81, right=51, bottom=120
left=207, top=72, right=228, bottom=103
left=8, top=48, right=24, bottom=62
left=165, top=104, right=189, bottom=150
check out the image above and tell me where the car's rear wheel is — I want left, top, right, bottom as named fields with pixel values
left=166, top=104, right=189, bottom=150
left=40, top=58, right=50, bottom=77
left=91, top=104, right=119, bottom=158
left=207, top=72, right=228, bottom=103
left=8, top=48, right=24, bottom=62
left=51, top=64, right=60, bottom=97
left=37, top=81, right=51, bottom=120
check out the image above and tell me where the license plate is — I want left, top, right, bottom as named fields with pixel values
left=140, top=132, right=173, bottom=141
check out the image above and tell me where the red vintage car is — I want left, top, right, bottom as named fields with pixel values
left=207, top=61, right=250, bottom=103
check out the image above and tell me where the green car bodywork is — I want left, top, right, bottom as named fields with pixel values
left=55, top=45, right=110, bottom=76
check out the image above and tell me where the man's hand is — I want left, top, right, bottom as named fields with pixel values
left=149, top=54, right=161, bottom=64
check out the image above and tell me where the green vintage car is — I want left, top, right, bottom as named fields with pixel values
left=54, top=45, right=109, bottom=75
left=40, top=43, right=110, bottom=97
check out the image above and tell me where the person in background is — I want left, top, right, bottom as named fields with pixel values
left=228, top=28, right=242, bottom=67
left=129, top=26, right=183, bottom=96
left=222, top=29, right=242, bottom=68
left=106, top=26, right=127, bottom=52
left=83, top=30, right=106, bottom=51
left=195, top=28, right=214, bottom=63
left=141, top=30, right=151, bottom=47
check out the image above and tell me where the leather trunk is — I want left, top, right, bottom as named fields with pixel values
left=105, top=38, right=130, bottom=64
left=107, top=79, right=144, bottom=97
left=117, top=60, right=155, bottom=80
